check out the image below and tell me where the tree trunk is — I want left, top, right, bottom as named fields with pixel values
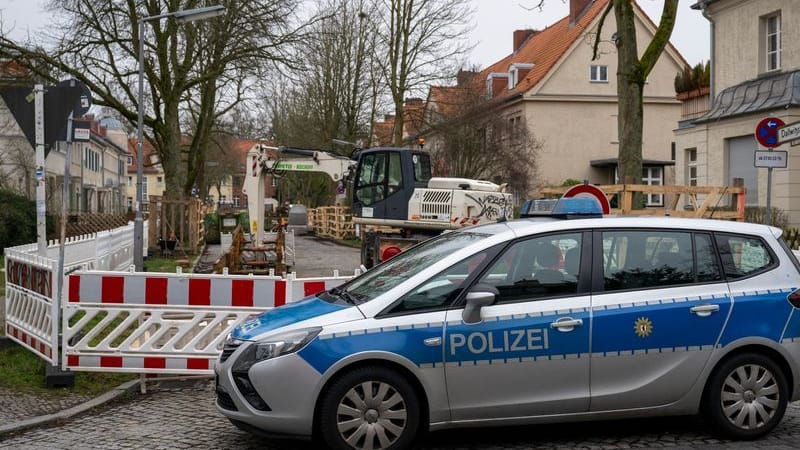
left=614, top=0, right=643, bottom=187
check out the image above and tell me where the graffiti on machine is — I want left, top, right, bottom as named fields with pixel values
left=464, top=193, right=512, bottom=220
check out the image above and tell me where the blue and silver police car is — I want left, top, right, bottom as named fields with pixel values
left=215, top=199, right=800, bottom=449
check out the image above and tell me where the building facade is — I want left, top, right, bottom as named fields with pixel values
left=421, top=0, right=686, bottom=200
left=675, top=0, right=800, bottom=225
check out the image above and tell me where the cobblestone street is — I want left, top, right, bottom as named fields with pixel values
left=4, top=379, right=800, bottom=449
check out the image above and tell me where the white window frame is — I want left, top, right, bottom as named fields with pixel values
left=590, top=65, right=608, bottom=83
left=141, top=176, right=148, bottom=196
left=686, top=149, right=697, bottom=187
left=765, top=13, right=781, bottom=72
left=233, top=196, right=240, bottom=207
left=642, top=166, right=664, bottom=207
left=127, top=156, right=133, bottom=165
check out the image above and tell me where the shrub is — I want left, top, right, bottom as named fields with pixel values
left=0, top=190, right=38, bottom=250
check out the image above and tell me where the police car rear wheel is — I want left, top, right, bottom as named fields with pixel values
left=705, top=353, right=788, bottom=439
left=319, top=366, right=420, bottom=450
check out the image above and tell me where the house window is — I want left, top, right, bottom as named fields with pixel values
left=128, top=176, right=132, bottom=186
left=127, top=156, right=133, bottom=165
left=157, top=176, right=163, bottom=184
left=141, top=176, right=148, bottom=196
left=233, top=196, right=240, bottom=207
left=764, top=13, right=781, bottom=72
left=590, top=65, right=608, bottom=82
left=642, top=166, right=663, bottom=206
left=127, top=197, right=133, bottom=209
left=686, top=149, right=697, bottom=186
left=271, top=176, right=277, bottom=187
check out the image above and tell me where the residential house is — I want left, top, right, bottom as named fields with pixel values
left=372, top=98, right=426, bottom=147
left=421, top=0, right=687, bottom=202
left=126, top=137, right=165, bottom=213
left=675, top=0, right=800, bottom=225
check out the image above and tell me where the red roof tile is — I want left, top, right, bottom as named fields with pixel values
left=480, top=0, right=610, bottom=99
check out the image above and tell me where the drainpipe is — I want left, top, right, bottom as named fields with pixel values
left=699, top=3, right=715, bottom=107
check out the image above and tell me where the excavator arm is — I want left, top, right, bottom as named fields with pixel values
left=242, top=144, right=355, bottom=245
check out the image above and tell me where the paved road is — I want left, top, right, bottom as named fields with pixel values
left=3, top=379, right=800, bottom=449
left=291, top=234, right=361, bottom=278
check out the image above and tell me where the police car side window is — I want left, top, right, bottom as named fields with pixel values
left=479, top=233, right=582, bottom=304
left=696, top=233, right=722, bottom=282
left=603, top=230, right=694, bottom=291
left=715, top=233, right=775, bottom=279
left=387, top=252, right=488, bottom=314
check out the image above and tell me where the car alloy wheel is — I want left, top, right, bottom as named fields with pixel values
left=319, top=366, right=420, bottom=450
left=336, top=380, right=407, bottom=449
left=705, top=352, right=788, bottom=439
left=720, top=364, right=780, bottom=430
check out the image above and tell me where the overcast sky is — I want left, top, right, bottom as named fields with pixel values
left=0, top=0, right=710, bottom=68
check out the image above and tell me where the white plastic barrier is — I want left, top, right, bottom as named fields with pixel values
left=3, top=221, right=145, bottom=365
left=63, top=270, right=354, bottom=375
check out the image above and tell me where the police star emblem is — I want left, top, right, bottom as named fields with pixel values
left=634, top=317, right=653, bottom=338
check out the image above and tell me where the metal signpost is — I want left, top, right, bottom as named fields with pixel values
left=754, top=117, right=786, bottom=226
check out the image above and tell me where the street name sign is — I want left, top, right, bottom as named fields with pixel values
left=777, top=121, right=800, bottom=145
left=755, top=150, right=788, bottom=168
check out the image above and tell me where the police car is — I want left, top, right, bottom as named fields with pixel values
left=215, top=198, right=800, bottom=449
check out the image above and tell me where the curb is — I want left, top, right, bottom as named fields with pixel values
left=0, top=378, right=141, bottom=437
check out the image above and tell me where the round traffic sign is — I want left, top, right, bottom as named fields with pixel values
left=563, top=184, right=610, bottom=214
left=755, top=117, right=785, bottom=148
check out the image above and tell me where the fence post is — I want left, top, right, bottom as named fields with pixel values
left=732, top=178, right=745, bottom=222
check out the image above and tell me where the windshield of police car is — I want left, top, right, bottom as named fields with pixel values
left=342, top=232, right=490, bottom=303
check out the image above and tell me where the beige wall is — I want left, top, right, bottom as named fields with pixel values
left=536, top=8, right=684, bottom=100
left=708, top=0, right=799, bottom=93
left=521, top=7, right=683, bottom=189
left=525, top=99, right=679, bottom=187
left=675, top=109, right=800, bottom=226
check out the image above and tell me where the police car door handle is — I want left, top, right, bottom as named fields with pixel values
left=690, top=304, right=720, bottom=317
left=424, top=337, right=442, bottom=346
left=550, top=317, right=583, bottom=332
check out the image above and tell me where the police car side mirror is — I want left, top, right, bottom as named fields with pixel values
left=462, top=285, right=499, bottom=324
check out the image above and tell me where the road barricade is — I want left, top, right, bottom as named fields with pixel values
left=63, top=270, right=354, bottom=375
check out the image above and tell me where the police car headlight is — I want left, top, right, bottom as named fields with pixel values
left=232, top=327, right=321, bottom=371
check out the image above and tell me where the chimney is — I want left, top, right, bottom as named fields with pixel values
left=404, top=97, right=423, bottom=107
left=513, top=29, right=536, bottom=52
left=456, top=70, right=478, bottom=87
left=570, top=0, right=593, bottom=25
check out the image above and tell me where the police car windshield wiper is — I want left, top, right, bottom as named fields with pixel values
left=329, top=287, right=360, bottom=305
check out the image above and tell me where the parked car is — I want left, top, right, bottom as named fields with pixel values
left=215, top=199, right=800, bottom=449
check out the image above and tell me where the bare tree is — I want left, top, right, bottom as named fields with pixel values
left=269, top=0, right=381, bottom=150
left=378, top=0, right=474, bottom=145
left=0, top=0, right=303, bottom=198
left=426, top=85, right=540, bottom=199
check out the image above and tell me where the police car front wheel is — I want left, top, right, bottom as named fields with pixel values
left=318, top=366, right=421, bottom=450
left=705, top=353, right=788, bottom=439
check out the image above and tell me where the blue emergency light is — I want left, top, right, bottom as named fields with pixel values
left=520, top=197, right=603, bottom=219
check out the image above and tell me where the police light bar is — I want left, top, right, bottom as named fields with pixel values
left=520, top=197, right=603, bottom=219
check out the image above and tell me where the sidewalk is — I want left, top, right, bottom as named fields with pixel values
left=0, top=247, right=223, bottom=438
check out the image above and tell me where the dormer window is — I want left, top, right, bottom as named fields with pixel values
left=486, top=73, right=510, bottom=97
left=508, top=63, right=534, bottom=89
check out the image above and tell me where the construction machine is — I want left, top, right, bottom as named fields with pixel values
left=243, top=144, right=513, bottom=268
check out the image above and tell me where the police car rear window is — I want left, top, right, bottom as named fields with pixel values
left=715, top=233, right=776, bottom=279
left=778, top=237, right=800, bottom=273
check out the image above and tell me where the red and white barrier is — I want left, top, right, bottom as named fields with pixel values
left=62, top=270, right=354, bottom=375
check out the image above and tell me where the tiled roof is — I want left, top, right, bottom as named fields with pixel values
left=127, top=138, right=161, bottom=174
left=479, top=0, right=611, bottom=100
left=694, top=70, right=800, bottom=124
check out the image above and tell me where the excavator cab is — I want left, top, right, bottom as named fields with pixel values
left=351, top=148, right=432, bottom=221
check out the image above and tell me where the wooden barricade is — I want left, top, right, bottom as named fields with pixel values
left=309, top=206, right=355, bottom=240
left=539, top=182, right=746, bottom=221
left=147, top=196, right=207, bottom=254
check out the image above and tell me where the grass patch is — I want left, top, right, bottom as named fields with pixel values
left=143, top=257, right=185, bottom=273
left=0, top=344, right=134, bottom=396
